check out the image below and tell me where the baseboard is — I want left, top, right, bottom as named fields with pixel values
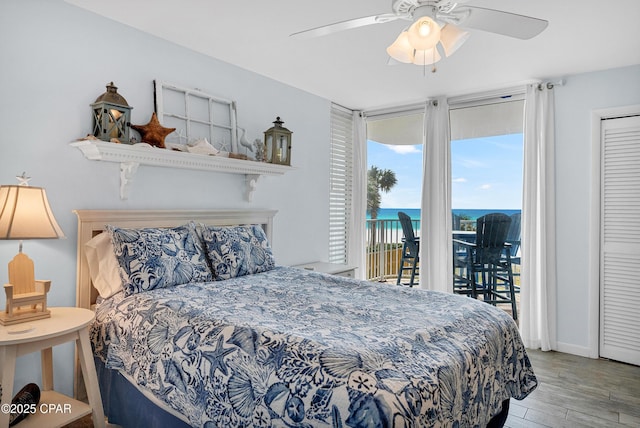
left=555, top=341, right=593, bottom=358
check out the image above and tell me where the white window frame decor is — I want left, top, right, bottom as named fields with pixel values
left=154, top=80, right=238, bottom=153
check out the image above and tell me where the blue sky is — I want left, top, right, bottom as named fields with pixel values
left=367, top=133, right=523, bottom=209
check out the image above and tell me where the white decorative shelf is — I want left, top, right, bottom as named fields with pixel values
left=70, top=140, right=292, bottom=201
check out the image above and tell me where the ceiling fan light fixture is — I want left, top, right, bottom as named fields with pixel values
left=411, top=47, right=441, bottom=66
left=439, top=24, right=470, bottom=57
left=386, top=30, right=415, bottom=63
left=407, top=15, right=441, bottom=50
left=291, top=0, right=549, bottom=70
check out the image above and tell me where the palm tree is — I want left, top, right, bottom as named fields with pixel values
left=367, top=166, right=397, bottom=257
left=367, top=166, right=397, bottom=219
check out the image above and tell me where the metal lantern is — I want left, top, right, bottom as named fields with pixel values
left=91, top=82, right=133, bottom=143
left=263, top=117, right=292, bottom=165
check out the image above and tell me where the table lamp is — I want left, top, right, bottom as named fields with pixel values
left=0, top=177, right=65, bottom=325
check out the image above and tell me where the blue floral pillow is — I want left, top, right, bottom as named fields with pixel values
left=107, top=224, right=213, bottom=296
left=199, top=225, right=275, bottom=280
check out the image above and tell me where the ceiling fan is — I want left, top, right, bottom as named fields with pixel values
left=291, top=0, right=548, bottom=68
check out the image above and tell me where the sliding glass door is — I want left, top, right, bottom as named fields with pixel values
left=365, top=110, right=424, bottom=283
left=450, top=99, right=524, bottom=318
left=355, top=98, right=524, bottom=303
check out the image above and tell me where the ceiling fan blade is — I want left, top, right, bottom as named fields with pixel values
left=461, top=6, right=548, bottom=40
left=290, top=13, right=401, bottom=39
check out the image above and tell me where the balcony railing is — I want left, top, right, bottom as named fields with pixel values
left=365, top=218, right=476, bottom=282
left=366, top=218, right=420, bottom=282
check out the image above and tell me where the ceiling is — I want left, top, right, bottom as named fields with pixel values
left=65, top=0, right=640, bottom=111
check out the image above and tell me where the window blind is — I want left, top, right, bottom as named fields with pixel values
left=329, top=105, right=354, bottom=264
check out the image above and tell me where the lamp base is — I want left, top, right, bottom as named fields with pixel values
left=0, top=308, right=50, bottom=326
left=3, top=251, right=52, bottom=326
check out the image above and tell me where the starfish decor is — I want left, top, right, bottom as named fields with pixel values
left=16, top=172, right=32, bottom=186
left=131, top=112, right=175, bottom=148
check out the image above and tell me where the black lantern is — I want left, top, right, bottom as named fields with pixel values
left=91, top=82, right=133, bottom=143
left=263, top=117, right=292, bottom=165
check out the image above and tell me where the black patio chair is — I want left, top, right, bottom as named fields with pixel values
left=396, top=211, right=419, bottom=287
left=453, top=213, right=517, bottom=320
left=505, top=213, right=521, bottom=291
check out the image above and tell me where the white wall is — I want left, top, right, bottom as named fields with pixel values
left=0, top=0, right=330, bottom=396
left=554, top=64, right=640, bottom=354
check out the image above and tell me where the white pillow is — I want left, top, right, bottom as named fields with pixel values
left=84, top=232, right=122, bottom=299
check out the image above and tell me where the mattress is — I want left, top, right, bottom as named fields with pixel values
left=90, top=266, right=537, bottom=427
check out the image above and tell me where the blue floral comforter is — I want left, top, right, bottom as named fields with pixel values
left=91, top=266, right=537, bottom=427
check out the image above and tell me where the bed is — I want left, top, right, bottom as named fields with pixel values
left=74, top=209, right=537, bottom=427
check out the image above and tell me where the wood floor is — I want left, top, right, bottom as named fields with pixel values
left=508, top=349, right=640, bottom=427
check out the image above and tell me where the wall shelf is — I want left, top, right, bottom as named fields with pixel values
left=70, top=140, right=292, bottom=201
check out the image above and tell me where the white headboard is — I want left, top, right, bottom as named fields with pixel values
left=74, top=209, right=277, bottom=310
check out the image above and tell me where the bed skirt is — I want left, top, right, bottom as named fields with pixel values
left=95, top=357, right=190, bottom=428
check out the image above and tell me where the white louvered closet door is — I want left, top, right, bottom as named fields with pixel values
left=600, top=114, right=640, bottom=366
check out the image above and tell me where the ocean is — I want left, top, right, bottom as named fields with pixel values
left=368, top=208, right=521, bottom=221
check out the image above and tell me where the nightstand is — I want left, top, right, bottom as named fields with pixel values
left=0, top=307, right=105, bottom=428
left=293, top=261, right=357, bottom=278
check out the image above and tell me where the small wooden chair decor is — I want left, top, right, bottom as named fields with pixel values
left=1, top=251, right=51, bottom=325
left=0, top=175, right=64, bottom=325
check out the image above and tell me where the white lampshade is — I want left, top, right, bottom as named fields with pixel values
left=407, top=16, right=441, bottom=51
left=412, top=47, right=442, bottom=65
left=440, top=24, right=470, bottom=57
left=0, top=185, right=65, bottom=240
left=386, top=31, right=415, bottom=63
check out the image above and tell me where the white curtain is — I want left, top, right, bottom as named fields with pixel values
left=420, top=98, right=453, bottom=292
left=349, top=111, right=368, bottom=279
left=520, top=84, right=557, bottom=350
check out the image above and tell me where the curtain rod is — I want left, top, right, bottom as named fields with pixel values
left=359, top=79, right=565, bottom=117
left=447, top=86, right=526, bottom=108
left=363, top=103, right=426, bottom=120
left=537, top=79, right=565, bottom=90
left=364, top=86, right=527, bottom=117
